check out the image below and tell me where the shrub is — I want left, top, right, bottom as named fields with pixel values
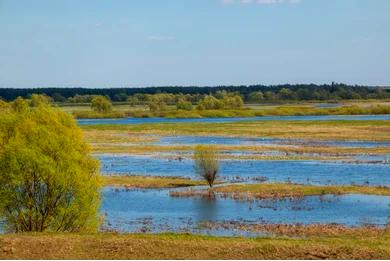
left=197, top=95, right=224, bottom=110
left=0, top=100, right=9, bottom=109
left=30, top=94, right=53, bottom=107
left=91, top=95, right=113, bottom=113
left=0, top=101, right=101, bottom=232
left=148, top=96, right=168, bottom=112
left=194, top=145, right=219, bottom=188
left=176, top=99, right=193, bottom=111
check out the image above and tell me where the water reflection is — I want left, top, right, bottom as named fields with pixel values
left=101, top=188, right=390, bottom=236
left=98, top=155, right=390, bottom=186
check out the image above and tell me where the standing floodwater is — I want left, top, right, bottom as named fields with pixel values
left=98, top=155, right=390, bottom=186
left=101, top=188, right=390, bottom=236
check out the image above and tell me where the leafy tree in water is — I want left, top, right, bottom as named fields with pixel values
left=0, top=100, right=101, bottom=232
left=194, top=145, right=219, bottom=188
left=91, top=95, right=113, bottom=113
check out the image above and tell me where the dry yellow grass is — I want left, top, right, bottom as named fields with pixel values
left=198, top=222, right=390, bottom=238
left=82, top=120, right=390, bottom=141
left=170, top=183, right=390, bottom=200
left=1, top=233, right=390, bottom=259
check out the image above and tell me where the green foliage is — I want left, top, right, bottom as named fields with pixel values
left=127, top=96, right=140, bottom=107
left=194, top=145, right=219, bottom=188
left=0, top=101, right=101, bottom=232
left=2, top=84, right=390, bottom=103
left=91, top=95, right=113, bottom=113
left=197, top=93, right=243, bottom=110
left=176, top=99, right=193, bottom=111
left=0, top=100, right=9, bottom=110
left=278, top=88, right=297, bottom=100
left=248, top=91, right=264, bottom=103
left=222, top=95, right=244, bottom=109
left=148, top=94, right=168, bottom=111
left=30, top=94, right=53, bottom=107
left=51, top=93, right=67, bottom=102
left=197, top=95, right=224, bottom=110
left=114, top=92, right=128, bottom=102
left=68, top=94, right=95, bottom=103
left=11, top=97, right=29, bottom=113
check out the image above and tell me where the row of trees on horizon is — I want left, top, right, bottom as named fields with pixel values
left=0, top=83, right=389, bottom=103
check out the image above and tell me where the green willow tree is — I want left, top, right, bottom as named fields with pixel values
left=0, top=100, right=102, bottom=232
left=0, top=100, right=8, bottom=109
left=194, top=145, right=219, bottom=188
left=91, top=95, right=113, bottom=113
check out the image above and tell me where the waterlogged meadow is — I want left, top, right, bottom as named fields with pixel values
left=82, top=117, right=390, bottom=236
left=101, top=188, right=390, bottom=235
left=98, top=154, right=390, bottom=186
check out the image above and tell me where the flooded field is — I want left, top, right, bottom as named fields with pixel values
left=156, top=135, right=390, bottom=148
left=78, top=115, right=390, bottom=125
left=86, top=116, right=390, bottom=237
left=98, top=154, right=390, bottom=186
left=101, top=188, right=390, bottom=235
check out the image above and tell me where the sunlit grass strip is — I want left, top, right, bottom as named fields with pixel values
left=170, top=183, right=390, bottom=199
left=102, top=175, right=207, bottom=188
left=81, top=120, right=390, bottom=141
left=85, top=136, right=390, bottom=156
left=1, top=232, right=390, bottom=259
left=71, top=103, right=390, bottom=119
left=198, top=222, right=390, bottom=238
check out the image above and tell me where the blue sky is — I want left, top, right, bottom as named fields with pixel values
left=0, top=0, right=389, bottom=88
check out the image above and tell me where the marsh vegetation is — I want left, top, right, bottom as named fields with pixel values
left=1, top=94, right=390, bottom=259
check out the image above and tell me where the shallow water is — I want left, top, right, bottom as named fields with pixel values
left=156, top=135, right=390, bottom=148
left=314, top=103, right=342, bottom=108
left=98, top=154, right=390, bottom=186
left=78, top=115, right=390, bottom=125
left=101, top=188, right=390, bottom=235
left=353, top=154, right=390, bottom=162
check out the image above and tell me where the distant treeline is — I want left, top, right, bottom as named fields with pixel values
left=0, top=83, right=389, bottom=102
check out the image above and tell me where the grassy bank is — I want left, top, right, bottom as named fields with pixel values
left=103, top=175, right=207, bottom=188
left=1, top=233, right=390, bottom=259
left=70, top=103, right=390, bottom=119
left=170, top=183, right=390, bottom=200
left=197, top=223, right=390, bottom=238
left=82, top=120, right=390, bottom=141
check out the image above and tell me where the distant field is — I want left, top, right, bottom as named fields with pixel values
left=58, top=100, right=390, bottom=119
left=82, top=120, right=390, bottom=141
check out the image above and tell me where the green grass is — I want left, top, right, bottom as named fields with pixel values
left=170, top=183, right=390, bottom=199
left=82, top=119, right=390, bottom=141
left=62, top=102, right=390, bottom=119
left=72, top=110, right=126, bottom=119
left=103, top=175, right=207, bottom=188
left=1, top=232, right=390, bottom=259
left=215, top=183, right=390, bottom=197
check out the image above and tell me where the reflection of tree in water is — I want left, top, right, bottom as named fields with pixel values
left=194, top=191, right=219, bottom=222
